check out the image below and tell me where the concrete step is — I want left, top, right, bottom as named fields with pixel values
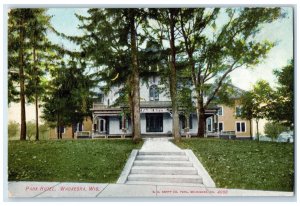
left=133, top=160, right=194, bottom=167
left=127, top=174, right=203, bottom=184
left=138, top=151, right=185, bottom=156
left=131, top=166, right=198, bottom=175
left=136, top=155, right=188, bottom=161
left=126, top=181, right=205, bottom=187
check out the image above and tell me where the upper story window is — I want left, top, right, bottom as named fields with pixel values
left=149, top=85, right=159, bottom=101
left=236, top=106, right=242, bottom=116
left=96, top=93, right=104, bottom=103
left=217, top=106, right=223, bottom=116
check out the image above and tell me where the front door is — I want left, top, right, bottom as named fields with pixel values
left=146, top=113, right=163, bottom=132
left=99, top=118, right=106, bottom=133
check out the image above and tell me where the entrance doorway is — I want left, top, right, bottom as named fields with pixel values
left=98, top=117, right=109, bottom=134
left=146, top=113, right=163, bottom=132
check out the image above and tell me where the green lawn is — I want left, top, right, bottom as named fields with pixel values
left=175, top=139, right=294, bottom=191
left=8, top=139, right=142, bottom=183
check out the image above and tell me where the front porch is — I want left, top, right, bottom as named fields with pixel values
left=90, top=102, right=236, bottom=138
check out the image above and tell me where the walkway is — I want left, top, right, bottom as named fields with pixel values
left=140, top=138, right=182, bottom=152
left=7, top=181, right=293, bottom=198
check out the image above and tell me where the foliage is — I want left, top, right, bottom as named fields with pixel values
left=264, top=122, right=288, bottom=141
left=8, top=121, right=20, bottom=140
left=266, top=60, right=294, bottom=128
left=42, top=59, right=95, bottom=138
left=8, top=8, right=59, bottom=140
left=176, top=8, right=282, bottom=136
left=238, top=80, right=273, bottom=139
left=39, top=123, right=50, bottom=140
left=26, top=121, right=36, bottom=140
left=8, top=140, right=142, bottom=183
left=175, top=139, right=294, bottom=191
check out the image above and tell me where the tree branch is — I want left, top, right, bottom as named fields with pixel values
left=204, top=60, right=241, bottom=108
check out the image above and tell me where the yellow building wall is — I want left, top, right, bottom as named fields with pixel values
left=49, top=117, right=93, bottom=139
left=217, top=104, right=252, bottom=138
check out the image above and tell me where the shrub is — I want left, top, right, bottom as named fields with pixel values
left=26, top=121, right=36, bottom=140
left=8, top=121, right=19, bottom=140
left=264, top=122, right=288, bottom=141
left=39, top=123, right=50, bottom=140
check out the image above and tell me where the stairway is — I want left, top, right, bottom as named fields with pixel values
left=125, top=151, right=204, bottom=186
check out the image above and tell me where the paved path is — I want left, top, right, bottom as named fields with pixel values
left=7, top=181, right=293, bottom=198
left=140, top=138, right=182, bottom=152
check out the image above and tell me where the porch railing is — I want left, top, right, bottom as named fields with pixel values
left=76, top=131, right=91, bottom=138
left=206, top=131, right=236, bottom=139
left=93, top=103, right=107, bottom=110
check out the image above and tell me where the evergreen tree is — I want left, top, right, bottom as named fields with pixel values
left=42, top=58, right=95, bottom=139
left=8, top=8, right=55, bottom=140
left=74, top=9, right=149, bottom=141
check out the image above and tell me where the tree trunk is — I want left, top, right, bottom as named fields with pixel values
left=169, top=9, right=181, bottom=142
left=35, top=95, right=39, bottom=140
left=256, top=119, right=259, bottom=141
left=33, top=45, right=39, bottom=141
left=249, top=119, right=253, bottom=140
left=19, top=18, right=26, bottom=141
left=57, top=113, right=60, bottom=139
left=59, top=126, right=62, bottom=139
left=185, top=114, right=190, bottom=130
left=129, top=9, right=141, bottom=143
left=72, top=124, right=75, bottom=139
left=128, top=92, right=135, bottom=137
left=197, top=103, right=206, bottom=138
left=196, top=94, right=206, bottom=137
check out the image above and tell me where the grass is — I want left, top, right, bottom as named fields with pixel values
left=8, top=139, right=142, bottom=183
left=175, top=138, right=294, bottom=192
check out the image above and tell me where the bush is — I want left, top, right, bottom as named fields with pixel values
left=26, top=121, right=36, bottom=140
left=8, top=121, right=19, bottom=140
left=264, top=122, right=288, bottom=141
left=39, top=123, right=50, bottom=140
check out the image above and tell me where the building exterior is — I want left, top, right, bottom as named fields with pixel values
left=49, top=76, right=252, bottom=139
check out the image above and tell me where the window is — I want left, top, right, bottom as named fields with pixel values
left=149, top=85, right=159, bottom=101
left=218, top=122, right=224, bottom=132
left=236, top=122, right=246, bottom=132
left=56, top=126, right=65, bottom=134
left=119, top=116, right=129, bottom=129
left=236, top=106, right=242, bottom=116
left=73, top=122, right=83, bottom=132
left=119, top=117, right=122, bottom=129
left=181, top=115, right=193, bottom=129
left=99, top=119, right=105, bottom=132
left=77, top=122, right=83, bottom=132
left=207, top=117, right=212, bottom=132
left=97, top=93, right=104, bottom=103
left=217, top=106, right=223, bottom=116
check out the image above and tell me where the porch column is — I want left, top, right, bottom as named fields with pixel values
left=121, top=112, right=126, bottom=139
left=215, top=114, right=219, bottom=137
left=92, top=115, right=94, bottom=138
left=212, top=116, right=215, bottom=135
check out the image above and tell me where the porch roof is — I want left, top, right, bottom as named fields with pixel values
left=92, top=101, right=219, bottom=116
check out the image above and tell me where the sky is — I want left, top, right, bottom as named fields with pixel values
left=46, top=7, right=294, bottom=91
